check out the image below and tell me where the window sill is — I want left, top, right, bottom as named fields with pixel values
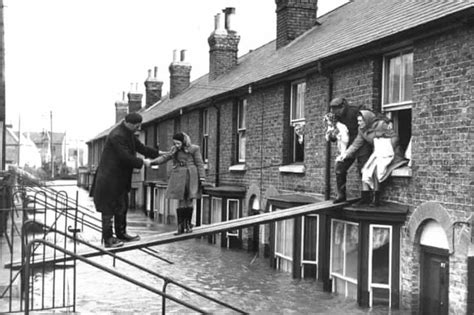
left=279, top=164, right=305, bottom=174
left=229, top=164, right=246, bottom=172
left=391, top=166, right=412, bottom=177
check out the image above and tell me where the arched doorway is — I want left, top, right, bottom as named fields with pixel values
left=419, top=220, right=449, bottom=315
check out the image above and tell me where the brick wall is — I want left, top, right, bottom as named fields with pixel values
left=398, top=24, right=473, bottom=314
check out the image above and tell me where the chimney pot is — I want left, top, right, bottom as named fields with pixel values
left=173, top=49, right=179, bottom=63
left=154, top=66, right=158, bottom=78
left=223, top=7, right=236, bottom=32
left=180, top=50, right=187, bottom=62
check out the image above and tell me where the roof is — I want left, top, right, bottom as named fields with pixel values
left=89, top=0, right=473, bottom=141
left=26, top=131, right=66, bottom=145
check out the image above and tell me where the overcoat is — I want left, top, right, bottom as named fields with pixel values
left=90, top=122, right=159, bottom=215
left=154, top=144, right=205, bottom=200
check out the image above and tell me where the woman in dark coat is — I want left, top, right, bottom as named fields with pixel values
left=151, top=132, right=206, bottom=234
left=91, top=112, right=159, bottom=247
left=339, top=110, right=408, bottom=206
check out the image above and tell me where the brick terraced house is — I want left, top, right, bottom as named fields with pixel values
left=87, top=1, right=473, bottom=313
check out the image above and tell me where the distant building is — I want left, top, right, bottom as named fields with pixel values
left=5, top=128, right=41, bottom=168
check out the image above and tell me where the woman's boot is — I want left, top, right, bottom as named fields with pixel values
left=356, top=191, right=372, bottom=206
left=370, top=191, right=381, bottom=207
left=184, top=207, right=194, bottom=233
left=174, top=207, right=185, bottom=235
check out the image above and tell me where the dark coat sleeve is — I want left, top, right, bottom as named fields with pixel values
left=109, top=133, right=143, bottom=169
left=135, top=138, right=160, bottom=159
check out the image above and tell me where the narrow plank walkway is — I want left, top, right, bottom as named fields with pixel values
left=6, top=199, right=354, bottom=269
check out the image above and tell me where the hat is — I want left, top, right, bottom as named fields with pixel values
left=125, top=112, right=143, bottom=124
left=173, top=132, right=185, bottom=143
left=330, top=97, right=346, bottom=107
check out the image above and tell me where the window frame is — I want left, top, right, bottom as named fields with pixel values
left=382, top=49, right=414, bottom=167
left=329, top=219, right=359, bottom=298
left=301, top=214, right=319, bottom=279
left=289, top=80, right=306, bottom=164
left=368, top=224, right=393, bottom=308
left=237, top=98, right=247, bottom=163
left=226, top=199, right=240, bottom=248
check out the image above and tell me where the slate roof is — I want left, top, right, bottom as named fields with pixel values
left=89, top=0, right=473, bottom=141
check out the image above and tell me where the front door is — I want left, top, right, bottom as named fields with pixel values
left=420, top=246, right=449, bottom=315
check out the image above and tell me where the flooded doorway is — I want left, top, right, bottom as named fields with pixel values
left=419, top=220, right=450, bottom=315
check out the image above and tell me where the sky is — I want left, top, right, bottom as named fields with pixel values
left=4, top=0, right=348, bottom=141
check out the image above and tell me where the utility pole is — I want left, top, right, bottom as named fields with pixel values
left=50, top=110, right=54, bottom=179
left=0, top=0, right=6, bottom=170
left=17, top=115, right=20, bottom=166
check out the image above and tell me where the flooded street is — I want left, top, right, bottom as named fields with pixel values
left=32, top=181, right=401, bottom=314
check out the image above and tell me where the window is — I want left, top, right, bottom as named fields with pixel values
left=226, top=199, right=240, bottom=248
left=210, top=197, right=222, bottom=245
left=202, top=109, right=209, bottom=163
left=330, top=219, right=359, bottom=299
left=382, top=50, right=413, bottom=158
left=237, top=99, right=247, bottom=163
left=301, top=215, right=319, bottom=278
left=201, top=195, right=210, bottom=225
left=290, top=80, right=306, bottom=163
left=274, top=205, right=294, bottom=273
left=369, top=225, right=392, bottom=307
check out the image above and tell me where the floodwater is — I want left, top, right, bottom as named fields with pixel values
left=31, top=181, right=402, bottom=314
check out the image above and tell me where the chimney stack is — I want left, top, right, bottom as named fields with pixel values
left=127, top=83, right=143, bottom=113
left=115, top=91, right=128, bottom=123
left=208, top=8, right=240, bottom=81
left=144, top=66, right=163, bottom=108
left=275, top=0, right=318, bottom=49
left=169, top=49, right=191, bottom=99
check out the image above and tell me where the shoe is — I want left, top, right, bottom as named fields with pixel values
left=370, top=191, right=381, bottom=207
left=355, top=191, right=372, bottom=206
left=104, top=237, right=124, bottom=248
left=117, top=233, right=140, bottom=242
left=174, top=223, right=185, bottom=236
left=185, top=220, right=193, bottom=233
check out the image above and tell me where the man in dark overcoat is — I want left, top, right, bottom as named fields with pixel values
left=328, top=97, right=372, bottom=203
left=90, top=112, right=159, bottom=248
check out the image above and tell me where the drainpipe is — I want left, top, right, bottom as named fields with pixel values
left=324, top=71, right=333, bottom=200
left=213, top=101, right=220, bottom=186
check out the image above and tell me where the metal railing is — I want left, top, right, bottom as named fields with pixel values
left=22, top=222, right=247, bottom=314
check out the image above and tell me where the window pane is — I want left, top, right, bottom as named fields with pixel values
left=303, top=216, right=318, bottom=261
left=331, top=221, right=344, bottom=275
left=238, top=132, right=246, bottom=162
left=228, top=200, right=239, bottom=220
left=371, top=227, right=390, bottom=285
left=201, top=196, right=210, bottom=224
left=402, top=53, right=413, bottom=101
left=388, top=56, right=401, bottom=104
left=276, top=221, right=283, bottom=254
left=238, top=99, right=247, bottom=129
left=284, top=219, right=294, bottom=258
left=345, top=224, right=359, bottom=280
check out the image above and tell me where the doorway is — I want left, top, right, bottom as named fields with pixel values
left=420, top=245, right=449, bottom=315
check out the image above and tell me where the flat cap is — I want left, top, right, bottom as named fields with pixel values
left=125, top=112, right=143, bottom=124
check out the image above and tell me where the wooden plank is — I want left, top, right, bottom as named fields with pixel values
left=6, top=199, right=354, bottom=269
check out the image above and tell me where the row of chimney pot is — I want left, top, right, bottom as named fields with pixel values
left=115, top=1, right=319, bottom=121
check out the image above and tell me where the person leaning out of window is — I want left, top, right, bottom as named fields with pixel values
left=338, top=110, right=409, bottom=206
